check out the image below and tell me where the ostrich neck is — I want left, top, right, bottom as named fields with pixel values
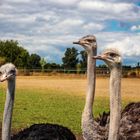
left=81, top=48, right=97, bottom=140
left=83, top=49, right=96, bottom=118
left=2, top=79, right=15, bottom=140
left=108, top=67, right=121, bottom=140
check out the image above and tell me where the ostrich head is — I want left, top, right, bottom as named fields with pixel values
left=93, top=48, right=122, bottom=69
left=73, top=35, right=97, bottom=51
left=0, top=63, right=16, bottom=82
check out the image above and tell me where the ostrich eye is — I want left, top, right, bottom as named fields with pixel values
left=109, top=53, right=116, bottom=57
left=86, top=39, right=93, bottom=43
left=10, top=69, right=15, bottom=74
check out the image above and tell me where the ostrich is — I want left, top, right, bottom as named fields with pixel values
left=0, top=63, right=76, bottom=140
left=73, top=35, right=109, bottom=140
left=93, top=48, right=140, bottom=140
left=93, top=48, right=122, bottom=140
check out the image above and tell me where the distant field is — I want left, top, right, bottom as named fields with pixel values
left=0, top=76, right=140, bottom=135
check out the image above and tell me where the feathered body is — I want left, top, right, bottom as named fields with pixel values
left=120, top=102, right=140, bottom=140
left=82, top=114, right=108, bottom=140
left=96, top=102, right=140, bottom=140
left=11, top=123, right=76, bottom=140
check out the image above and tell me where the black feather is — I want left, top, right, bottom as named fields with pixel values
left=11, top=123, right=76, bottom=140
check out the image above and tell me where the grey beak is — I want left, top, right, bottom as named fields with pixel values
left=73, top=41, right=80, bottom=44
left=92, top=55, right=103, bottom=59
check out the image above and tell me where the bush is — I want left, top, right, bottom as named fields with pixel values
left=129, top=72, right=136, bottom=77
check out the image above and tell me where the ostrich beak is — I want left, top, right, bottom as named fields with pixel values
left=0, top=73, right=8, bottom=82
left=93, top=55, right=104, bottom=60
left=73, top=41, right=80, bottom=44
left=0, top=73, right=14, bottom=82
left=93, top=53, right=108, bottom=60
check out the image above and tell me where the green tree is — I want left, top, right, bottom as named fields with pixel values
left=29, top=54, right=41, bottom=69
left=0, top=40, right=30, bottom=68
left=40, top=58, right=46, bottom=72
left=137, top=62, right=140, bottom=68
left=44, top=63, right=61, bottom=69
left=98, top=64, right=107, bottom=68
left=62, top=47, right=79, bottom=69
left=0, top=40, right=20, bottom=62
left=76, top=63, right=81, bottom=74
left=80, top=50, right=87, bottom=69
left=15, top=48, right=30, bottom=68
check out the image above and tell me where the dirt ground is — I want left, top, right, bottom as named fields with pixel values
left=15, top=76, right=140, bottom=101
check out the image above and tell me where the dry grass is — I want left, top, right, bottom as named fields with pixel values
left=15, top=76, right=140, bottom=101
left=0, top=76, right=139, bottom=135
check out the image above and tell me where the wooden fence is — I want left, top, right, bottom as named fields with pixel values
left=17, top=67, right=140, bottom=77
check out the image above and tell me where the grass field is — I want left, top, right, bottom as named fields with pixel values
left=0, top=76, right=140, bottom=135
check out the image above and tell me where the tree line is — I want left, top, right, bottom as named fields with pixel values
left=0, top=40, right=41, bottom=68
left=0, top=40, right=87, bottom=70
left=0, top=40, right=139, bottom=71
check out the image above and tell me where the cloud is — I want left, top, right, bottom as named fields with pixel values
left=60, top=19, right=83, bottom=26
left=47, top=0, right=80, bottom=6
left=83, top=23, right=105, bottom=31
left=78, top=0, right=140, bottom=21
left=130, top=25, right=140, bottom=31
left=5, top=0, right=32, bottom=3
left=90, top=31, right=140, bottom=65
left=97, top=32, right=140, bottom=58
left=0, top=0, right=140, bottom=64
left=78, top=1, right=133, bottom=13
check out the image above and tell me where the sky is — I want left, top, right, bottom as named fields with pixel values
left=0, top=0, right=140, bottom=66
